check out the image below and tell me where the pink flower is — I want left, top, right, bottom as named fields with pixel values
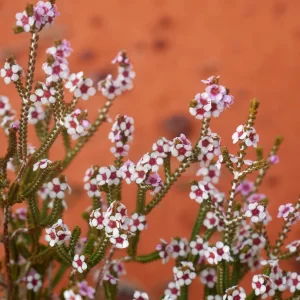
left=247, top=193, right=266, bottom=203
left=245, top=202, right=267, bottom=223
left=236, top=180, right=254, bottom=196
left=46, top=39, right=71, bottom=63
left=277, top=203, right=295, bottom=220
left=205, top=84, right=226, bottom=103
left=16, top=208, right=27, bottom=221
left=171, top=134, right=192, bottom=161
left=45, top=219, right=70, bottom=247
left=269, top=155, right=279, bottom=165
left=1, top=60, right=23, bottom=85
left=111, top=260, right=126, bottom=277
left=173, top=261, right=196, bottom=287
left=72, top=254, right=87, bottom=273
left=200, top=268, right=217, bottom=288
left=34, top=1, right=59, bottom=30
left=201, top=75, right=219, bottom=85
left=146, top=173, right=163, bottom=194
left=77, top=281, right=95, bottom=300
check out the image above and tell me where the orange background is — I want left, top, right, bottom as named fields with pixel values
left=1, top=0, right=300, bottom=298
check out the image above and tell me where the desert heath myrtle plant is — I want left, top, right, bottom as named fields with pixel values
left=0, top=2, right=299, bottom=300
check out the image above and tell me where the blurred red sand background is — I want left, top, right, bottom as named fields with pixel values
left=1, top=0, right=300, bottom=298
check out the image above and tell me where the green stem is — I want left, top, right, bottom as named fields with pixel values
left=189, top=204, right=208, bottom=242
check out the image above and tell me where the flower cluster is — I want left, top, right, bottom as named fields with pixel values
left=98, top=51, right=135, bottom=99
left=62, top=109, right=91, bottom=140
left=15, top=1, right=59, bottom=33
left=189, top=76, right=234, bottom=119
left=109, top=115, right=134, bottom=157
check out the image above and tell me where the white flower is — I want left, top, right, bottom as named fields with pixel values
left=252, top=274, right=275, bottom=298
left=189, top=181, right=210, bottom=204
left=45, top=219, right=71, bottom=247
left=223, top=286, right=246, bottom=300
left=170, top=134, right=192, bottom=161
left=89, top=209, right=105, bottom=230
left=138, top=151, right=163, bottom=172
left=110, top=233, right=129, bottom=249
left=63, top=289, right=82, bottom=300
left=84, top=178, right=101, bottom=198
left=189, top=236, right=208, bottom=256
left=133, top=291, right=149, bottom=300
left=28, top=105, right=45, bottom=124
left=232, top=125, right=247, bottom=144
left=26, top=272, right=42, bottom=292
left=98, top=74, right=122, bottom=100
left=173, top=261, right=196, bottom=287
left=129, top=213, right=147, bottom=233
left=164, top=281, right=179, bottom=299
left=200, top=268, right=217, bottom=288
left=1, top=61, right=23, bottom=84
left=47, top=177, right=71, bottom=199
left=72, top=254, right=87, bottom=273
left=65, top=72, right=84, bottom=92
left=277, top=203, right=295, bottom=220
left=15, top=11, right=35, bottom=32
left=152, top=137, right=172, bottom=158
left=74, top=77, right=96, bottom=100
left=33, top=159, right=52, bottom=171
left=245, top=203, right=267, bottom=223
